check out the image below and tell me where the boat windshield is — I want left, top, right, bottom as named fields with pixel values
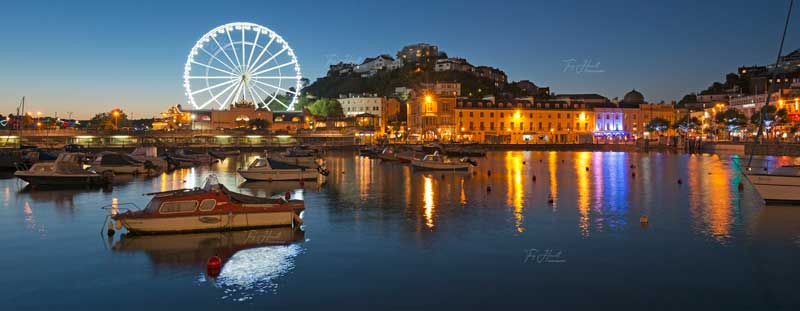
left=249, top=158, right=269, bottom=168
left=202, top=174, right=222, bottom=191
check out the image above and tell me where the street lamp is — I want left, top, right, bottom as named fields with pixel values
left=112, top=110, right=120, bottom=129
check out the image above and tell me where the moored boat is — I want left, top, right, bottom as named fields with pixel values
left=396, top=150, right=420, bottom=164
left=208, top=148, right=241, bottom=159
left=129, top=146, right=168, bottom=171
left=14, top=152, right=111, bottom=186
left=110, top=175, right=305, bottom=234
left=377, top=147, right=398, bottom=161
left=238, top=153, right=328, bottom=182
left=90, top=151, right=158, bottom=175
left=411, top=152, right=475, bottom=171
left=269, top=146, right=322, bottom=168
left=746, top=166, right=800, bottom=204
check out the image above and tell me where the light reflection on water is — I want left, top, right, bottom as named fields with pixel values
left=3, top=150, right=800, bottom=308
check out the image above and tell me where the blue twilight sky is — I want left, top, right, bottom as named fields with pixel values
left=1, top=0, right=798, bottom=119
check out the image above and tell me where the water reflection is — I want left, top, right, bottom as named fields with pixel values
left=505, top=152, right=525, bottom=232
left=575, top=152, right=590, bottom=237
left=687, top=155, right=736, bottom=244
left=113, top=228, right=304, bottom=300
left=423, top=175, right=434, bottom=229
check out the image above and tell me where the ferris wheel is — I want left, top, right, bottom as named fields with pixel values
left=183, top=22, right=301, bottom=111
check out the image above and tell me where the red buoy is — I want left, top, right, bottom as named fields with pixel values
left=207, top=256, right=222, bottom=270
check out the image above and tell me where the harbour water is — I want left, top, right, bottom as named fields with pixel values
left=1, top=151, right=799, bottom=309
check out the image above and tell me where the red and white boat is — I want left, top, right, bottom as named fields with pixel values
left=111, top=175, right=304, bottom=234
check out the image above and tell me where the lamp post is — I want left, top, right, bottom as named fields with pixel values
left=112, top=110, right=120, bottom=130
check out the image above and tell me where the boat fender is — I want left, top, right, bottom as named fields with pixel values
left=284, top=191, right=291, bottom=201
left=639, top=215, right=649, bottom=224
left=115, top=220, right=123, bottom=230
left=738, top=182, right=744, bottom=191
left=486, top=185, right=491, bottom=192
left=207, top=256, right=222, bottom=277
left=106, top=221, right=115, bottom=236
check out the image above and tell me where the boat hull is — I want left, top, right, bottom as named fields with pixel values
left=119, top=210, right=302, bottom=234
left=747, top=174, right=800, bottom=204
left=238, top=169, right=320, bottom=181
left=90, top=165, right=149, bottom=175
left=14, top=173, right=105, bottom=186
left=410, top=160, right=471, bottom=171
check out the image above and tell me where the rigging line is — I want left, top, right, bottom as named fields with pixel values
left=747, top=0, right=794, bottom=169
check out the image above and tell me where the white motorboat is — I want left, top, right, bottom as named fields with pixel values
left=269, top=146, right=322, bottom=168
left=15, top=153, right=111, bottom=187
left=746, top=165, right=800, bottom=204
left=410, top=152, right=475, bottom=171
left=90, top=151, right=158, bottom=175
left=238, top=154, right=329, bottom=182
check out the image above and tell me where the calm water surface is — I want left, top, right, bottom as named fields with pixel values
left=1, top=151, right=799, bottom=310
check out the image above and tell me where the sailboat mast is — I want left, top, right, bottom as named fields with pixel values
left=746, top=0, right=794, bottom=170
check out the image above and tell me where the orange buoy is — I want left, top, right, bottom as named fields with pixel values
left=207, top=256, right=222, bottom=270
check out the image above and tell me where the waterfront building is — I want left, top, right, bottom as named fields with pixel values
left=396, top=43, right=439, bottom=63
left=407, top=92, right=457, bottom=142
left=153, top=106, right=192, bottom=130
left=338, top=96, right=402, bottom=134
left=272, top=110, right=311, bottom=134
left=454, top=98, right=595, bottom=144
left=187, top=100, right=272, bottom=130
left=594, top=90, right=679, bottom=140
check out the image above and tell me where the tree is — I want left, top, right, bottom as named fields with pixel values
left=308, top=98, right=344, bottom=117
left=90, top=109, right=130, bottom=130
left=751, top=105, right=788, bottom=138
left=673, top=115, right=701, bottom=132
left=715, top=108, right=747, bottom=133
left=645, top=117, right=671, bottom=134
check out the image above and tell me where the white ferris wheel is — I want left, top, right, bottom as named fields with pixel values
left=183, top=22, right=301, bottom=111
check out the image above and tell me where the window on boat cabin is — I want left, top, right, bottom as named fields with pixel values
left=198, top=199, right=216, bottom=212
left=159, top=200, right=198, bottom=214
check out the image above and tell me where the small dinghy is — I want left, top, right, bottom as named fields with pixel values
left=109, top=175, right=305, bottom=234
